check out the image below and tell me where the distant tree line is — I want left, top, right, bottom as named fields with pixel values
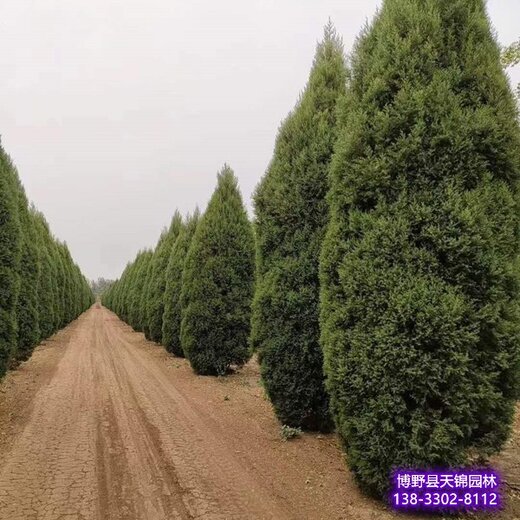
left=90, top=277, right=115, bottom=297
left=0, top=141, right=94, bottom=378
left=103, top=0, right=520, bottom=502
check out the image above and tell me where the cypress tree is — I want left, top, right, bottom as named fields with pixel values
left=136, top=253, right=153, bottom=331
left=252, top=24, right=347, bottom=431
left=0, top=144, right=21, bottom=377
left=119, top=260, right=135, bottom=324
left=320, top=0, right=520, bottom=496
left=52, top=243, right=67, bottom=330
left=128, top=250, right=152, bottom=331
left=147, top=211, right=183, bottom=343
left=112, top=265, right=126, bottom=318
left=60, top=244, right=76, bottom=324
left=70, top=264, right=82, bottom=319
left=48, top=241, right=61, bottom=333
left=141, top=254, right=155, bottom=340
left=162, top=209, right=200, bottom=356
left=181, top=166, right=255, bottom=375
left=76, top=264, right=91, bottom=317
left=34, top=211, right=56, bottom=339
left=15, top=189, right=41, bottom=361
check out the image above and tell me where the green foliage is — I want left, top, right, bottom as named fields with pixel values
left=502, top=39, right=520, bottom=68
left=33, top=211, right=56, bottom=339
left=181, top=166, right=255, bottom=375
left=90, top=277, right=115, bottom=297
left=0, top=141, right=92, bottom=378
left=58, top=243, right=75, bottom=325
left=501, top=38, right=520, bottom=103
left=280, top=425, right=302, bottom=441
left=120, top=258, right=137, bottom=324
left=0, top=145, right=21, bottom=377
left=127, top=251, right=152, bottom=331
left=15, top=189, right=41, bottom=361
left=320, top=0, right=520, bottom=497
left=141, top=254, right=155, bottom=340
left=147, top=212, right=183, bottom=343
left=162, top=209, right=200, bottom=355
left=52, top=243, right=66, bottom=330
left=252, top=23, right=347, bottom=431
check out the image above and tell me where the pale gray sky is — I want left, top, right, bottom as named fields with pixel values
left=1, top=0, right=519, bottom=280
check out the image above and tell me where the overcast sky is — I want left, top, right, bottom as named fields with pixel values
left=1, top=0, right=519, bottom=281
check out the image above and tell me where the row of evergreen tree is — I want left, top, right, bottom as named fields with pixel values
left=103, top=165, right=255, bottom=375
left=103, top=0, right=520, bottom=500
left=0, top=142, right=94, bottom=379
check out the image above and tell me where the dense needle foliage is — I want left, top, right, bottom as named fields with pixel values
left=147, top=212, right=183, bottom=344
left=320, top=0, right=520, bottom=496
left=128, top=250, right=153, bottom=331
left=162, top=209, right=200, bottom=356
left=15, top=189, right=41, bottom=361
left=252, top=24, right=347, bottom=431
left=34, top=211, right=56, bottom=340
left=181, top=166, right=255, bottom=375
left=0, top=145, right=21, bottom=377
left=0, top=141, right=93, bottom=378
left=141, top=251, right=155, bottom=340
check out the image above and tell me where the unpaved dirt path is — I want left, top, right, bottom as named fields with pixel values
left=0, top=305, right=517, bottom=520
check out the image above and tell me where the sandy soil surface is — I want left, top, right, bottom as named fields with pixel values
left=0, top=304, right=518, bottom=520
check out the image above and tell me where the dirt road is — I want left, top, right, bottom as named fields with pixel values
left=0, top=305, right=518, bottom=520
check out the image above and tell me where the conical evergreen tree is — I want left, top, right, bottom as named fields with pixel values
left=0, top=144, right=21, bottom=377
left=162, top=209, right=200, bottom=355
left=128, top=250, right=152, bottom=331
left=181, top=166, right=255, bottom=375
left=34, top=211, right=56, bottom=339
left=52, top=243, right=67, bottom=330
left=70, top=264, right=82, bottom=319
left=48, top=241, right=61, bottom=333
left=252, top=24, right=347, bottom=431
left=147, top=211, right=183, bottom=343
left=119, top=259, right=135, bottom=324
left=15, top=188, right=41, bottom=361
left=59, top=244, right=76, bottom=324
left=141, top=256, right=155, bottom=340
left=136, top=253, right=153, bottom=331
left=320, top=0, right=520, bottom=496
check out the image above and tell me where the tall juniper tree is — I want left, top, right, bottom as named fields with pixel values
left=162, top=209, right=200, bottom=356
left=140, top=257, right=154, bottom=339
left=15, top=187, right=41, bottom=361
left=147, top=211, right=183, bottom=343
left=0, top=141, right=92, bottom=375
left=120, top=258, right=137, bottom=324
left=128, top=250, right=152, bottom=331
left=0, top=144, right=21, bottom=376
left=252, top=23, right=347, bottom=431
left=34, top=211, right=56, bottom=339
left=320, top=0, right=520, bottom=496
left=181, top=166, right=255, bottom=375
left=58, top=243, right=75, bottom=325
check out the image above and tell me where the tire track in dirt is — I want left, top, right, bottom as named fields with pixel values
left=94, top=319, right=192, bottom=520
left=100, top=311, right=283, bottom=519
left=0, top=313, right=99, bottom=520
